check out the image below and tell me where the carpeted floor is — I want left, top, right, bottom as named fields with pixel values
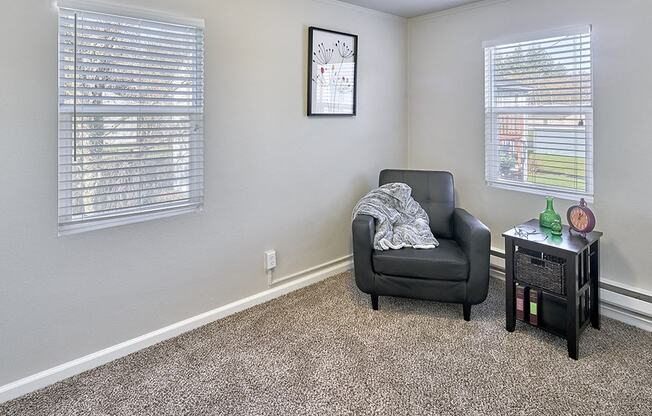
left=2, top=272, right=651, bottom=415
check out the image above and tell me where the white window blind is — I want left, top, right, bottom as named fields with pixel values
left=484, top=26, right=593, bottom=201
left=58, top=5, right=204, bottom=234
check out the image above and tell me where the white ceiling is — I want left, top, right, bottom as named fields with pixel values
left=338, top=0, right=483, bottom=18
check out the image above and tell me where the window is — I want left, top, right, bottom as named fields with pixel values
left=57, top=3, right=204, bottom=234
left=484, top=26, right=593, bottom=201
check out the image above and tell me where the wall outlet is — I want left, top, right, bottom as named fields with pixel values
left=264, top=250, right=277, bottom=271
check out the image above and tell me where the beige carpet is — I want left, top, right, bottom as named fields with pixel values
left=2, top=272, right=651, bottom=415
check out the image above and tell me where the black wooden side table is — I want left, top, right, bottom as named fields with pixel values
left=503, top=219, right=603, bottom=360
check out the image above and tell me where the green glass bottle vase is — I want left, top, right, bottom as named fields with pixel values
left=539, top=197, right=562, bottom=230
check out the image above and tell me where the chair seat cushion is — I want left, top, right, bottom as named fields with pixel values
left=372, top=239, right=468, bottom=281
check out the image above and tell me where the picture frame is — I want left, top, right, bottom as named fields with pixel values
left=307, top=26, right=358, bottom=116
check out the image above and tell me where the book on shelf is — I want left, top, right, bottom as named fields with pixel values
left=516, top=285, right=529, bottom=321
left=529, top=289, right=540, bottom=326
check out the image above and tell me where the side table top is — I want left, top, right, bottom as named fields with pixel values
left=502, top=219, right=603, bottom=255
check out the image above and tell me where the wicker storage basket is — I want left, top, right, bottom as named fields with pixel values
left=515, top=248, right=567, bottom=295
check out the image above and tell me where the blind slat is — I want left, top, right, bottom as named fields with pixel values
left=60, top=190, right=203, bottom=211
left=60, top=124, right=197, bottom=132
left=60, top=69, right=200, bottom=81
left=60, top=178, right=204, bottom=201
left=489, top=73, right=590, bottom=83
left=60, top=60, right=202, bottom=75
left=61, top=57, right=200, bottom=73
left=493, top=66, right=590, bottom=78
left=59, top=105, right=202, bottom=113
left=59, top=10, right=200, bottom=36
left=61, top=45, right=203, bottom=61
left=60, top=78, right=199, bottom=89
left=58, top=147, right=204, bottom=159
left=59, top=132, right=203, bottom=141
left=61, top=98, right=204, bottom=106
left=59, top=154, right=196, bottom=167
left=494, top=57, right=591, bottom=70
left=59, top=33, right=200, bottom=53
left=492, top=42, right=591, bottom=57
left=59, top=170, right=203, bottom=188
left=59, top=25, right=202, bottom=46
left=59, top=161, right=203, bottom=175
left=492, top=34, right=588, bottom=51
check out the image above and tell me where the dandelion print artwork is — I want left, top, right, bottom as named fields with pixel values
left=307, top=27, right=357, bottom=116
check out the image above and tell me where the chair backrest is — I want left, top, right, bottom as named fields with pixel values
left=379, top=169, right=455, bottom=239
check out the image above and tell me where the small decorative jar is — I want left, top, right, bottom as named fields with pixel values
left=550, top=218, right=563, bottom=236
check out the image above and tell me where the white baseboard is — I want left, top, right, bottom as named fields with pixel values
left=489, top=265, right=505, bottom=281
left=600, top=287, right=652, bottom=332
left=489, top=250, right=652, bottom=332
left=0, top=255, right=353, bottom=404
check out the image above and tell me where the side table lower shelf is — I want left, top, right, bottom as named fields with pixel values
left=512, top=284, right=592, bottom=339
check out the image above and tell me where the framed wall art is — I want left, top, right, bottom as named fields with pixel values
left=307, top=26, right=358, bottom=116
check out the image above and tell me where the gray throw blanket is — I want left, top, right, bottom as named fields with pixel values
left=352, top=183, right=439, bottom=251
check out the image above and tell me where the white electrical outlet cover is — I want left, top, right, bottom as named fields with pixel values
left=264, top=250, right=276, bottom=270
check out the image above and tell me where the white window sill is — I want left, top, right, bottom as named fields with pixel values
left=487, top=181, right=594, bottom=203
left=58, top=205, right=203, bottom=236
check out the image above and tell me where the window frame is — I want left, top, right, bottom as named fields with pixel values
left=483, top=25, right=594, bottom=202
left=57, top=0, right=205, bottom=235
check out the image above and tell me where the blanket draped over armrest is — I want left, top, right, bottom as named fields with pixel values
left=352, top=183, right=439, bottom=251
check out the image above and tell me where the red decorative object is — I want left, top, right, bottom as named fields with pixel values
left=567, top=198, right=596, bottom=237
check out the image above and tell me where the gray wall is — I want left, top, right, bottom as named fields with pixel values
left=408, top=0, right=652, bottom=292
left=0, top=0, right=408, bottom=384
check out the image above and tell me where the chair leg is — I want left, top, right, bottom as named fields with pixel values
left=371, top=294, right=379, bottom=310
left=463, top=303, right=471, bottom=321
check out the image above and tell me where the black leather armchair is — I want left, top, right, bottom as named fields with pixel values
left=352, top=170, right=491, bottom=320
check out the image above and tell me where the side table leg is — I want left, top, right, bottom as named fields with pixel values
left=567, top=253, right=579, bottom=360
left=505, top=238, right=516, bottom=332
left=590, top=241, right=601, bottom=330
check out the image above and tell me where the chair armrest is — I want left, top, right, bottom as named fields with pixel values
left=352, top=214, right=376, bottom=294
left=453, top=208, right=491, bottom=304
